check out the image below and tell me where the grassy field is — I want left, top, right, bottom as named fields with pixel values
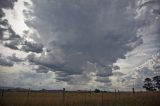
left=0, top=91, right=160, bottom=106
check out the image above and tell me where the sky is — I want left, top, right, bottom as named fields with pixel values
left=0, top=0, right=160, bottom=91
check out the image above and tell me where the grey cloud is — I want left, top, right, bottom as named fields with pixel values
left=113, top=72, right=125, bottom=76
left=112, top=65, right=120, bottom=70
left=0, top=19, right=20, bottom=41
left=4, top=38, right=44, bottom=53
left=4, top=38, right=21, bottom=50
left=57, top=73, right=93, bottom=85
left=1, top=27, right=44, bottom=53
left=0, top=0, right=17, bottom=10
left=0, top=54, right=13, bottom=67
left=28, top=53, right=96, bottom=85
left=0, top=70, right=57, bottom=90
left=0, top=0, right=44, bottom=53
left=96, top=65, right=113, bottom=77
left=25, top=0, right=140, bottom=84
left=3, top=27, right=21, bottom=40
left=122, top=53, right=160, bottom=89
left=125, top=0, right=160, bottom=90
left=27, top=53, right=82, bottom=75
left=152, top=9, right=160, bottom=15
left=1, top=26, right=21, bottom=50
left=33, top=65, right=49, bottom=73
left=96, top=77, right=110, bottom=83
left=153, top=64, right=160, bottom=71
left=139, top=0, right=160, bottom=9
left=8, top=54, right=24, bottom=62
left=21, top=41, right=43, bottom=53
left=134, top=67, right=156, bottom=89
left=0, top=0, right=17, bottom=39
left=0, top=53, right=24, bottom=67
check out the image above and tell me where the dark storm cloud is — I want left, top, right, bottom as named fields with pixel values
left=25, top=0, right=141, bottom=84
left=0, top=53, right=13, bottom=67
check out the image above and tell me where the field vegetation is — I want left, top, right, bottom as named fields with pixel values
left=0, top=91, right=160, bottom=106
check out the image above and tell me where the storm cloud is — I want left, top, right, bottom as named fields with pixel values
left=24, top=0, right=142, bottom=85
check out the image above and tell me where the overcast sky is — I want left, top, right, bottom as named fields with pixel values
left=0, top=0, right=160, bottom=91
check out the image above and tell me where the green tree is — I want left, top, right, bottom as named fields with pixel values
left=143, top=78, right=155, bottom=91
left=153, top=76, right=160, bottom=91
left=94, top=89, right=100, bottom=93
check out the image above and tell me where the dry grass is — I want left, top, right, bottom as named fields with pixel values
left=0, top=91, right=160, bottom=106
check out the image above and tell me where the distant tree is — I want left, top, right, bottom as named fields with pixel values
left=41, top=89, right=46, bottom=92
left=153, top=76, right=160, bottom=91
left=143, top=78, right=155, bottom=91
left=94, top=89, right=100, bottom=93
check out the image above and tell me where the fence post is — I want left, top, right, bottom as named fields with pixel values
left=27, top=88, right=30, bottom=97
left=101, top=91, right=104, bottom=106
left=2, top=89, right=4, bottom=97
left=63, top=88, right=65, bottom=105
left=132, top=88, right=135, bottom=94
left=1, top=89, right=4, bottom=97
left=25, top=88, right=30, bottom=106
left=118, top=90, right=120, bottom=95
left=84, top=92, right=86, bottom=106
left=115, top=89, right=117, bottom=96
